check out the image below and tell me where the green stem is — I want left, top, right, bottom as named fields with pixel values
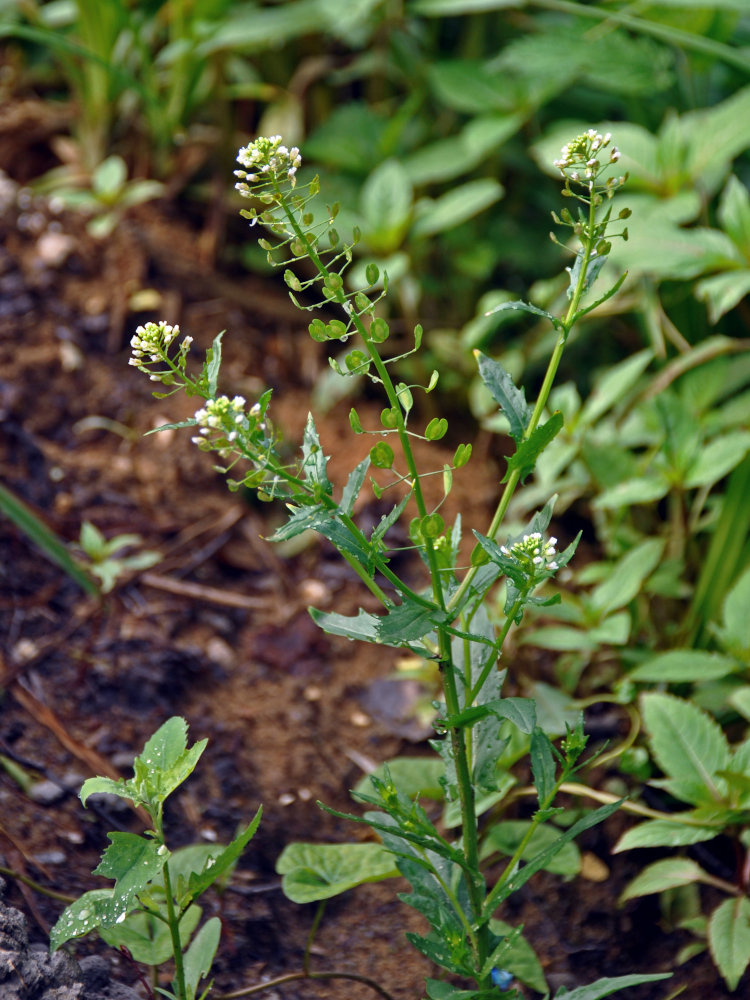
left=214, top=969, right=395, bottom=1000
left=303, top=901, right=326, bottom=974
left=448, top=193, right=598, bottom=618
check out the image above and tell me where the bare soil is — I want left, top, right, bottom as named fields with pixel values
left=0, top=105, right=739, bottom=1000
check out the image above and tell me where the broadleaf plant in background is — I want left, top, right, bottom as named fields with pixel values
left=126, top=132, right=669, bottom=998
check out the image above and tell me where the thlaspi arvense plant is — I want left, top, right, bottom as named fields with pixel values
left=128, top=132, right=668, bottom=999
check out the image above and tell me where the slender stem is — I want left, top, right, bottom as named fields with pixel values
left=214, top=970, right=395, bottom=1000
left=161, top=860, right=187, bottom=1000
left=448, top=194, right=598, bottom=619
left=303, top=901, right=326, bottom=975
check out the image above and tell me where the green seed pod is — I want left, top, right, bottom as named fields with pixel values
left=370, top=317, right=389, bottom=343
left=370, top=442, right=394, bottom=469
left=365, top=262, right=380, bottom=285
left=425, top=417, right=448, bottom=441
left=380, top=407, right=399, bottom=429
left=308, top=318, right=328, bottom=342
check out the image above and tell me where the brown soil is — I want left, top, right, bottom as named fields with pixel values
left=0, top=108, right=739, bottom=1000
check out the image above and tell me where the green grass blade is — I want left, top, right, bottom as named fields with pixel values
left=0, top=482, right=99, bottom=595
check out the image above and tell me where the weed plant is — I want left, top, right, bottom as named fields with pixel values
left=112, top=131, right=673, bottom=999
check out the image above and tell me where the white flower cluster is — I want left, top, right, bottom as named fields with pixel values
left=234, top=136, right=302, bottom=196
left=553, top=129, right=624, bottom=192
left=500, top=532, right=559, bottom=578
left=129, top=321, right=180, bottom=365
left=192, top=395, right=263, bottom=455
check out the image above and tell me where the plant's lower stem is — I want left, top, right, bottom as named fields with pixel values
left=162, top=862, right=187, bottom=1000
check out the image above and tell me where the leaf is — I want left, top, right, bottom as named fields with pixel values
left=94, top=833, right=165, bottom=896
left=641, top=693, right=731, bottom=806
left=620, top=858, right=710, bottom=903
left=551, top=973, right=671, bottom=999
left=276, top=842, right=399, bottom=903
left=403, top=113, right=522, bottom=185
left=183, top=916, right=221, bottom=999
left=484, top=298, right=561, bottom=328
left=301, top=413, right=331, bottom=492
left=503, top=412, right=564, bottom=483
left=493, top=801, right=622, bottom=907
left=98, top=904, right=202, bottom=966
left=377, top=600, right=450, bottom=645
left=684, top=431, right=750, bottom=489
left=340, top=458, right=370, bottom=516
left=578, top=350, right=652, bottom=426
left=360, top=159, right=412, bottom=253
left=134, top=717, right=207, bottom=803
left=49, top=889, right=115, bottom=950
left=530, top=729, right=556, bottom=807
left=411, top=179, right=503, bottom=238
left=309, top=607, right=380, bottom=643
left=628, top=650, right=739, bottom=683
left=588, top=539, right=664, bottom=617
left=481, top=820, right=581, bottom=876
left=708, top=896, right=750, bottom=992
left=696, top=270, right=750, bottom=324
left=614, top=818, right=719, bottom=853
left=718, top=174, right=750, bottom=256
left=489, top=919, right=548, bottom=994
left=474, top=352, right=532, bottom=442
left=722, top=566, right=750, bottom=653
left=205, top=332, right=224, bottom=398
left=186, top=808, right=262, bottom=901
left=593, top=476, right=670, bottom=510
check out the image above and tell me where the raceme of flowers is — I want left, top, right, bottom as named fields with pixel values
left=500, top=532, right=559, bottom=582
left=553, top=129, right=626, bottom=197
left=234, top=135, right=302, bottom=197
left=129, top=321, right=192, bottom=381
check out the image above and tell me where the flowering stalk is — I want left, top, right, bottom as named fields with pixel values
left=128, top=130, right=643, bottom=999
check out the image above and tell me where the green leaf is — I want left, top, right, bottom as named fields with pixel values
left=481, top=820, right=581, bottom=876
left=588, top=539, right=664, bottom=617
left=426, top=58, right=509, bottom=114
left=340, top=458, right=370, bottom=516
left=309, top=607, right=380, bottom=643
left=403, top=113, right=522, bottom=185
left=708, top=896, right=750, bottom=992
left=579, top=349, right=653, bottom=426
left=718, top=174, right=750, bottom=256
left=360, top=159, right=412, bottom=254
left=301, top=413, right=331, bottom=491
left=135, top=717, right=208, bottom=803
left=629, top=650, right=739, bottom=683
left=551, top=974, right=672, bottom=999
left=80, top=775, right=132, bottom=807
left=205, top=332, right=224, bottom=398
left=614, top=818, right=719, bottom=853
left=684, top=431, right=750, bottom=489
left=377, top=599, right=450, bottom=645
left=696, top=270, right=750, bottom=324
left=183, top=916, right=221, bottom=999
left=593, top=476, right=670, bottom=510
left=493, top=801, right=622, bottom=907
left=489, top=919, right=548, bottom=994
left=411, top=179, right=503, bottom=238
left=474, top=352, right=532, bottom=442
left=484, top=299, right=561, bottom=329
left=98, top=904, right=202, bottom=966
left=0, top=482, right=98, bottom=596
left=276, top=842, right=399, bottom=903
left=530, top=729, right=556, bottom=807
left=641, top=693, right=731, bottom=806
left=721, top=566, right=750, bottom=654
left=93, top=833, right=165, bottom=918
left=49, top=889, right=114, bottom=950
left=503, top=412, right=564, bottom=483
left=186, top=808, right=262, bottom=901
left=620, top=858, right=710, bottom=903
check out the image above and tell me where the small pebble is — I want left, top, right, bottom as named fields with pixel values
left=27, top=780, right=65, bottom=805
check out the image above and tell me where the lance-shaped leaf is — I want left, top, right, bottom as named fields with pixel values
left=551, top=973, right=671, bottom=999
left=340, top=457, right=370, bottom=515
left=183, top=917, right=222, bottom=999
left=502, top=411, right=564, bottom=483
left=301, top=413, right=331, bottom=492
left=474, top=351, right=532, bottom=442
left=186, top=807, right=262, bottom=900
left=484, top=299, right=563, bottom=332
left=309, top=607, right=380, bottom=643
left=708, top=896, right=750, bottom=991
left=204, top=331, right=224, bottom=397
left=620, top=858, right=710, bottom=903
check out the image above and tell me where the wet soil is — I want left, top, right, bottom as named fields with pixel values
left=0, top=108, right=739, bottom=1000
